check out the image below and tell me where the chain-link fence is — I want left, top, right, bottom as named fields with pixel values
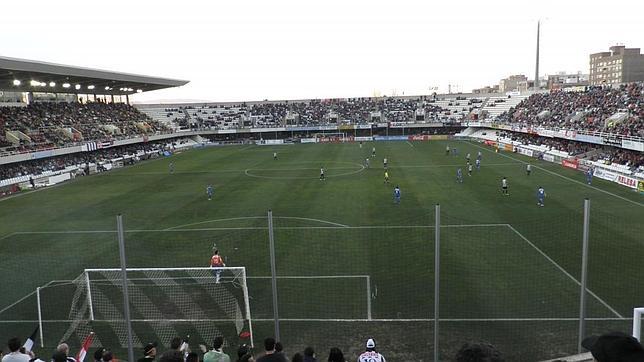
left=1, top=201, right=642, bottom=361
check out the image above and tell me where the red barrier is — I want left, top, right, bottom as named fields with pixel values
left=561, top=159, right=579, bottom=170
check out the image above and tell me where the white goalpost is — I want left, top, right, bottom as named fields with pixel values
left=37, top=269, right=372, bottom=349
left=634, top=307, right=644, bottom=342
left=55, top=267, right=253, bottom=349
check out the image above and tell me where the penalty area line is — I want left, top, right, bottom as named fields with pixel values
left=506, top=224, right=624, bottom=319
left=11, top=223, right=516, bottom=235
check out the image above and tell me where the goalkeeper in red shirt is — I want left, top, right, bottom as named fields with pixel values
left=210, top=249, right=225, bottom=283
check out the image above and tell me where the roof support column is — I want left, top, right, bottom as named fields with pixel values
left=126, top=94, right=129, bottom=105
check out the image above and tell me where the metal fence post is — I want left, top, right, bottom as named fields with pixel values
left=36, top=287, right=44, bottom=348
left=117, top=215, right=135, bottom=362
left=267, top=209, right=280, bottom=341
left=434, top=204, right=441, bottom=362
left=578, top=199, right=590, bottom=353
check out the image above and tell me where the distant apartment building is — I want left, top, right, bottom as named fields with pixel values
left=499, top=75, right=528, bottom=93
left=472, top=85, right=499, bottom=94
left=589, top=45, right=644, bottom=85
left=547, top=72, right=589, bottom=90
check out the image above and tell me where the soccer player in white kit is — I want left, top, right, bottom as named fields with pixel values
left=358, top=339, right=386, bottom=362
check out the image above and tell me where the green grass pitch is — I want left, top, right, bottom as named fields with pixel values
left=0, top=140, right=642, bottom=361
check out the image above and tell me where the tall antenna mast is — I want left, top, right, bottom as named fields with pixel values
left=534, top=20, right=540, bottom=90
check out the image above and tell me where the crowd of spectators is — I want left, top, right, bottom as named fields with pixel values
left=591, top=146, right=644, bottom=169
left=174, top=97, right=452, bottom=130
left=499, top=131, right=595, bottom=156
left=6, top=330, right=644, bottom=362
left=496, top=83, right=643, bottom=137
left=0, top=140, right=172, bottom=181
left=0, top=101, right=170, bottom=154
left=499, top=130, right=644, bottom=169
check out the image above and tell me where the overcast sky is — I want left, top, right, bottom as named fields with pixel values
left=3, top=0, right=643, bottom=103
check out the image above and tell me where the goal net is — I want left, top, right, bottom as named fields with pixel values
left=56, top=267, right=253, bottom=349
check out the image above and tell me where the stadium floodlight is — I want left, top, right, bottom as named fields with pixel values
left=87, top=85, right=95, bottom=90
left=13, top=79, right=21, bottom=86
left=62, top=83, right=71, bottom=88
left=40, top=82, right=46, bottom=87
left=127, top=88, right=133, bottom=92
left=136, top=89, right=142, bottom=93
left=49, top=82, right=56, bottom=87
left=30, top=80, right=41, bottom=86
left=75, top=84, right=81, bottom=90
left=104, top=86, right=111, bottom=90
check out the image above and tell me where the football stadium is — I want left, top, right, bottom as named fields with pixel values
left=1, top=3, right=643, bottom=362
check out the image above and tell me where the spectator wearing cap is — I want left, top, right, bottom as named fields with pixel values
left=455, top=342, right=503, bottom=362
left=326, top=348, right=345, bottom=362
left=256, top=338, right=287, bottom=362
left=582, top=331, right=644, bottom=362
left=138, top=343, right=157, bottom=362
left=2, top=338, right=31, bottom=362
left=203, top=337, right=230, bottom=362
left=93, top=348, right=106, bottom=362
left=357, top=339, right=385, bottom=362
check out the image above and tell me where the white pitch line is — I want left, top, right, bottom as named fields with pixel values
left=2, top=317, right=630, bottom=323
left=0, top=290, right=37, bottom=315
left=248, top=166, right=359, bottom=171
left=244, top=163, right=365, bottom=180
left=121, top=163, right=519, bottom=175
left=506, top=224, right=624, bottom=319
left=277, top=216, right=349, bottom=228
left=164, top=216, right=268, bottom=230
left=344, top=224, right=508, bottom=229
left=0, top=232, right=16, bottom=241
left=467, top=141, right=643, bottom=207
left=13, top=230, right=116, bottom=235
left=165, top=216, right=349, bottom=230
left=390, top=163, right=518, bottom=169
left=406, top=141, right=414, bottom=147
left=254, top=317, right=632, bottom=322
left=11, top=223, right=514, bottom=235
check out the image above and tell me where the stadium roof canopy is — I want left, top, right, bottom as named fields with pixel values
left=0, top=56, right=189, bottom=95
